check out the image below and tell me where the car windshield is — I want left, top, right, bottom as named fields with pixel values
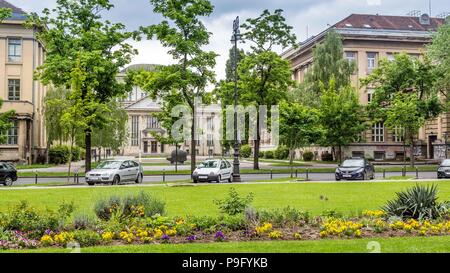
left=96, top=161, right=122, bottom=170
left=441, top=159, right=450, bottom=166
left=341, top=160, right=364, bottom=168
left=200, top=160, right=219, bottom=168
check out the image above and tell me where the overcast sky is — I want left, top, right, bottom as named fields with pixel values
left=8, top=0, right=449, bottom=80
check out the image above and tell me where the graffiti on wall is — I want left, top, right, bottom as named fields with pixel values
left=434, top=145, right=448, bottom=159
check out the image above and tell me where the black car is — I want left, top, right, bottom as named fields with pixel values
left=0, top=162, right=18, bottom=186
left=335, top=158, right=375, bottom=181
left=437, top=159, right=450, bottom=179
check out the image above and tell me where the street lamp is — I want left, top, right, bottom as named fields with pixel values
left=231, top=16, right=241, bottom=182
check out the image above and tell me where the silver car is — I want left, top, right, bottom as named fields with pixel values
left=86, top=160, right=144, bottom=186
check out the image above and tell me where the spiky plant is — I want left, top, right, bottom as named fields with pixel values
left=382, top=184, right=449, bottom=220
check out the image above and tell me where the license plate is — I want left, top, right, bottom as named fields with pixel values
left=199, top=176, right=207, bottom=179
left=343, top=175, right=351, bottom=178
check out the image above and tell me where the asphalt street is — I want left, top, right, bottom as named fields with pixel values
left=11, top=171, right=439, bottom=187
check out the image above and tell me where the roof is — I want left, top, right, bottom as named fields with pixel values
left=120, top=64, right=159, bottom=73
left=335, top=14, right=444, bottom=32
left=0, top=0, right=27, bottom=20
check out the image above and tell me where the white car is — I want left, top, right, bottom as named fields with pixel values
left=192, top=159, right=233, bottom=183
left=86, top=160, right=144, bottom=186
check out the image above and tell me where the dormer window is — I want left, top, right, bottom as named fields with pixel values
left=345, top=23, right=353, bottom=27
left=419, top=14, right=430, bottom=25
left=363, top=24, right=371, bottom=28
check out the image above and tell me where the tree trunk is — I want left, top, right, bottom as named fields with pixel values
left=68, top=134, right=74, bottom=184
left=98, top=147, right=102, bottom=162
left=410, top=135, right=415, bottom=168
left=190, top=108, right=196, bottom=173
left=253, top=112, right=260, bottom=170
left=331, top=146, right=336, bottom=162
left=338, top=145, right=343, bottom=164
left=289, top=148, right=295, bottom=178
left=45, top=140, right=51, bottom=165
left=85, top=129, right=92, bottom=172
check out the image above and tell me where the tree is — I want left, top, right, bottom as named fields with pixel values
left=319, top=79, right=367, bottom=163
left=279, top=101, right=322, bottom=174
left=303, top=30, right=355, bottom=97
left=44, top=87, right=70, bottom=145
left=27, top=0, right=136, bottom=172
left=0, top=7, right=11, bottom=21
left=138, top=0, right=217, bottom=173
left=239, top=9, right=297, bottom=170
left=362, top=53, right=443, bottom=166
left=427, top=20, right=450, bottom=100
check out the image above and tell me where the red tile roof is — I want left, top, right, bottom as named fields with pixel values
left=334, top=14, right=444, bottom=31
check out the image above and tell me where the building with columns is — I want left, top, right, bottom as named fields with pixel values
left=282, top=13, right=447, bottom=160
left=0, top=0, right=47, bottom=164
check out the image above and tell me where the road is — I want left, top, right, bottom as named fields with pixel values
left=10, top=171, right=439, bottom=187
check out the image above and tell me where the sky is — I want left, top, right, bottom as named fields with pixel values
left=7, top=0, right=449, bottom=81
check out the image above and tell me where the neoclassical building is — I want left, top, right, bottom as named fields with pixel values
left=282, top=13, right=447, bottom=160
left=0, top=0, right=47, bottom=163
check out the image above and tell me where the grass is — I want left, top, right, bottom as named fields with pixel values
left=14, top=164, right=57, bottom=170
left=1, top=181, right=450, bottom=218
left=386, top=176, right=415, bottom=180
left=3, top=236, right=450, bottom=253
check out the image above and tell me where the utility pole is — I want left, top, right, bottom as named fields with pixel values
left=231, top=17, right=241, bottom=182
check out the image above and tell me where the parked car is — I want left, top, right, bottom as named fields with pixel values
left=437, top=159, right=450, bottom=179
left=0, top=162, right=18, bottom=186
left=192, top=159, right=233, bottom=183
left=85, top=160, right=143, bottom=186
left=335, top=158, right=375, bottom=181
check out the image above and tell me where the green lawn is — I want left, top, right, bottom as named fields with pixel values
left=1, top=181, right=450, bottom=217
left=15, top=164, right=57, bottom=170
left=3, top=236, right=449, bottom=253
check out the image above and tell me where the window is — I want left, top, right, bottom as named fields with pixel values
left=207, top=134, right=214, bottom=147
left=393, top=127, right=404, bottom=143
left=131, top=116, right=139, bottom=146
left=374, top=151, right=386, bottom=161
left=151, top=141, right=158, bottom=153
left=367, top=88, right=375, bottom=103
left=372, top=122, right=384, bottom=142
left=8, top=79, right=20, bottom=101
left=367, top=52, right=377, bottom=73
left=6, top=120, right=19, bottom=145
left=8, top=38, right=22, bottom=63
left=386, top=53, right=396, bottom=62
left=147, top=116, right=160, bottom=129
left=206, top=117, right=214, bottom=131
left=345, top=51, right=357, bottom=67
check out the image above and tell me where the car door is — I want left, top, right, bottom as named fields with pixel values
left=129, top=161, right=140, bottom=180
left=220, top=160, right=231, bottom=179
left=0, top=163, right=6, bottom=182
left=365, top=160, right=373, bottom=177
left=119, top=161, right=131, bottom=181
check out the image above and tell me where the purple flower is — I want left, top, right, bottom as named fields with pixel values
left=214, top=231, right=226, bottom=242
left=161, top=234, right=170, bottom=240
left=186, top=235, right=197, bottom=242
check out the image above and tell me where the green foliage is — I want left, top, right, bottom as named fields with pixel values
left=187, top=215, right=219, bottom=231
left=218, top=214, right=247, bottom=231
left=274, top=145, right=289, bottom=160
left=44, top=87, right=70, bottom=145
left=427, top=21, right=450, bottom=100
left=264, top=151, right=274, bottom=159
left=240, top=144, right=252, bottom=158
left=0, top=99, right=15, bottom=145
left=382, top=184, right=449, bottom=220
left=48, top=145, right=70, bottom=164
left=72, top=230, right=102, bottom=247
left=214, top=188, right=254, bottom=216
left=94, top=192, right=166, bottom=221
left=319, top=79, right=367, bottom=162
left=303, top=30, right=355, bottom=99
left=256, top=207, right=310, bottom=227
left=0, top=8, right=12, bottom=22
left=321, top=152, right=334, bottom=162
left=72, top=214, right=96, bottom=230
left=303, top=151, right=314, bottom=162
left=0, top=201, right=74, bottom=239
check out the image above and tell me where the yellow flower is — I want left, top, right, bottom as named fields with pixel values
left=153, top=228, right=163, bottom=239
left=255, top=223, right=273, bottom=235
left=354, top=229, right=362, bottom=238
left=102, top=231, right=114, bottom=242
left=40, top=235, right=54, bottom=246
left=319, top=231, right=328, bottom=238
left=268, top=231, right=283, bottom=239
left=362, top=210, right=385, bottom=218
left=294, top=233, right=302, bottom=240
left=166, top=229, right=177, bottom=236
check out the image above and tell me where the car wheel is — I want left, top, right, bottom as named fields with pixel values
left=87, top=182, right=95, bottom=186
left=135, top=173, right=143, bottom=184
left=4, top=177, right=13, bottom=187
left=193, top=180, right=198, bottom=184
left=228, top=175, right=233, bottom=183
left=217, top=175, right=221, bottom=183
left=112, top=175, right=120, bottom=185
left=361, top=173, right=366, bottom=181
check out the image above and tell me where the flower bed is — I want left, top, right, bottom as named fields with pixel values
left=0, top=188, right=449, bottom=251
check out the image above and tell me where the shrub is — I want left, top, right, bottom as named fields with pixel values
left=264, top=151, right=274, bottom=159
left=274, top=145, right=289, bottom=160
left=71, top=147, right=82, bottom=161
left=257, top=207, right=310, bottom=227
left=94, top=192, right=166, bottom=221
left=48, top=145, right=70, bottom=164
left=321, top=152, right=334, bottom=162
left=214, top=188, right=254, bottom=216
left=72, top=230, right=101, bottom=247
left=218, top=214, right=247, bottom=231
left=303, top=151, right=314, bottom=161
left=382, top=184, right=449, bottom=220
left=259, top=151, right=265, bottom=158
left=72, top=214, right=95, bottom=230
left=240, top=145, right=252, bottom=158
left=188, top=216, right=218, bottom=231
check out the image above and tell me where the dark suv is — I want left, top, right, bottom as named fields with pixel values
left=0, top=162, right=18, bottom=186
left=335, top=158, right=375, bottom=181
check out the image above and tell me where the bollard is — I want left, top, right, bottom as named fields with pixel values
left=163, top=169, right=166, bottom=183
left=403, top=166, right=406, bottom=177
left=306, top=168, right=309, bottom=181
left=383, top=169, right=386, bottom=179
left=295, top=169, right=298, bottom=178
left=270, top=169, right=273, bottom=180
left=416, top=167, right=419, bottom=179
left=35, top=170, right=38, bottom=185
